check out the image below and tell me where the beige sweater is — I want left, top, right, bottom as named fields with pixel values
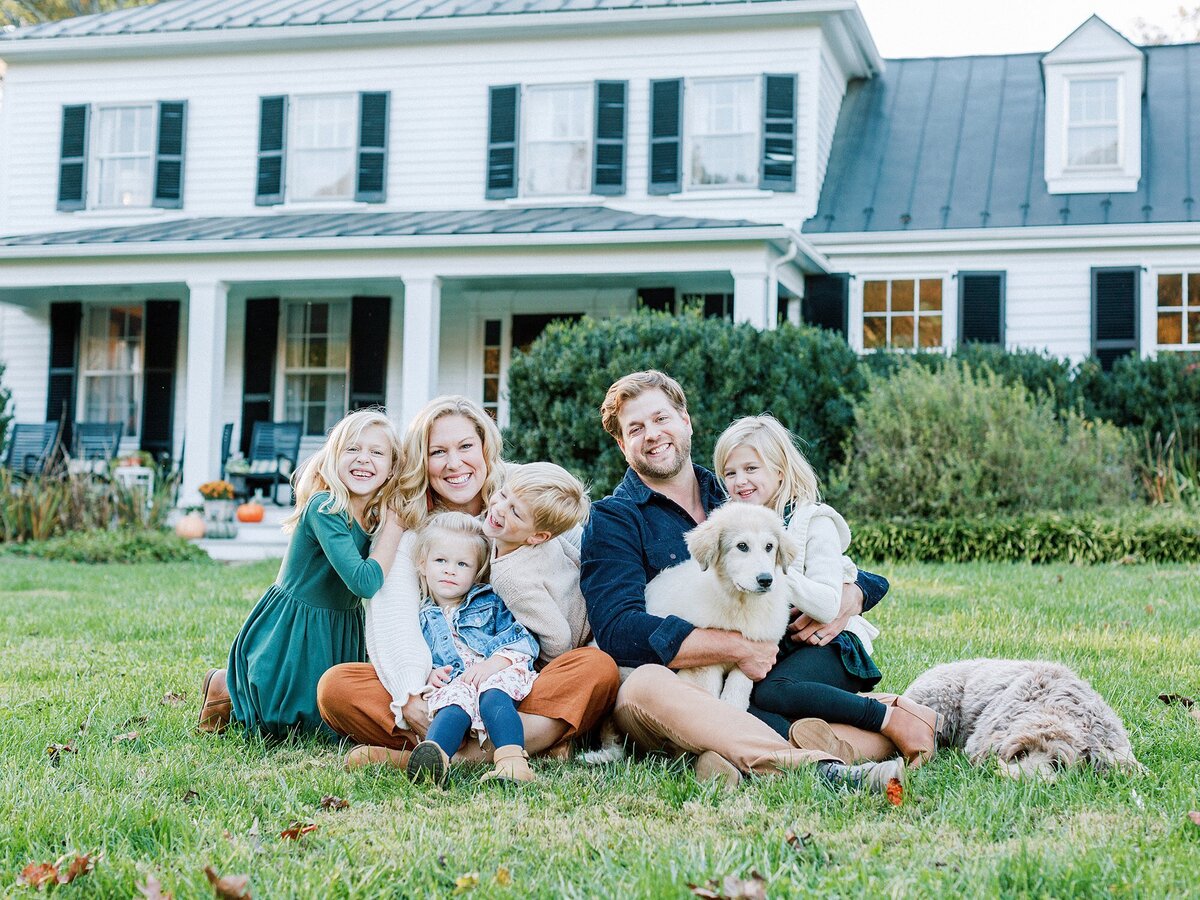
left=488, top=534, right=591, bottom=664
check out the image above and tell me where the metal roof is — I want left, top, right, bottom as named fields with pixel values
left=0, top=206, right=766, bottom=247
left=2, top=0, right=791, bottom=40
left=803, top=43, right=1200, bottom=234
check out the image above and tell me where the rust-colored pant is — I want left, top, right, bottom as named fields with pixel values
left=317, top=647, right=618, bottom=753
left=613, top=665, right=837, bottom=774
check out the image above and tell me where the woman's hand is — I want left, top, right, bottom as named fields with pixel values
left=426, top=665, right=453, bottom=689
left=789, top=582, right=863, bottom=646
left=401, top=694, right=431, bottom=738
left=461, top=655, right=508, bottom=687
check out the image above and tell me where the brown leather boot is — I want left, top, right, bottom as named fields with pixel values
left=789, top=718, right=899, bottom=764
left=344, top=744, right=412, bottom=771
left=481, top=745, right=535, bottom=783
left=197, top=668, right=232, bottom=734
left=874, top=695, right=944, bottom=768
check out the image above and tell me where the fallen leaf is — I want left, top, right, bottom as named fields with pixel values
left=1055, top=574, right=1063, bottom=583
left=886, top=777, right=904, bottom=806
left=203, top=866, right=251, bottom=899
left=18, top=862, right=59, bottom=889
left=56, top=852, right=101, bottom=884
left=1159, top=693, right=1196, bottom=707
left=784, top=828, right=811, bottom=850
left=248, top=817, right=263, bottom=854
left=161, top=692, right=187, bottom=706
left=688, top=886, right=722, bottom=899
left=688, top=872, right=767, bottom=900
left=279, top=822, right=318, bottom=841
left=138, top=873, right=174, bottom=899
left=1188, top=811, right=1200, bottom=827
left=113, top=731, right=140, bottom=743
left=1145, top=603, right=1155, bottom=614
left=319, top=795, right=349, bottom=811
left=494, top=866, right=512, bottom=886
left=453, top=872, right=480, bottom=894
left=121, top=715, right=150, bottom=728
left=46, top=741, right=76, bottom=764
left=182, top=789, right=200, bottom=804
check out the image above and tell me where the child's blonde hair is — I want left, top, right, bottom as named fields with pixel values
left=397, top=396, right=504, bottom=529
left=412, top=511, right=491, bottom=596
left=282, top=408, right=403, bottom=534
left=503, top=462, right=590, bottom=538
left=713, top=415, right=820, bottom=516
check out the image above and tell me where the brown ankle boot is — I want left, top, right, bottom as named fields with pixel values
left=197, top=668, right=232, bottom=733
left=788, top=718, right=899, bottom=764
left=877, top=695, right=944, bottom=768
left=481, top=745, right=535, bottom=783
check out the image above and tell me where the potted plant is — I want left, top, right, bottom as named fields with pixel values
left=198, top=480, right=238, bottom=539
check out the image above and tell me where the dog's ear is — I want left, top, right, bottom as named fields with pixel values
left=776, top=527, right=801, bottom=572
left=687, top=519, right=722, bottom=572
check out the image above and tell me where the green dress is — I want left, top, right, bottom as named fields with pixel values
left=226, top=491, right=384, bottom=739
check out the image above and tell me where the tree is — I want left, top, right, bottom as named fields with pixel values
left=1, top=1, right=157, bottom=28
left=1134, top=5, right=1200, bottom=45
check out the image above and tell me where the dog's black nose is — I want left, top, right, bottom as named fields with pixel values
left=756, top=573, right=773, bottom=590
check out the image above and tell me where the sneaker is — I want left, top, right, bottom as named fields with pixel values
left=406, top=740, right=450, bottom=787
left=694, top=750, right=743, bottom=791
left=816, top=758, right=907, bottom=794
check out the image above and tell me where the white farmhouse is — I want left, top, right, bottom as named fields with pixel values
left=0, top=2, right=1192, bottom=501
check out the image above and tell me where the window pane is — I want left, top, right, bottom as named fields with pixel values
left=1158, top=312, right=1183, bottom=344
left=1068, top=126, right=1119, bottom=166
left=892, top=315, right=914, bottom=347
left=1189, top=274, right=1200, bottom=306
left=1189, top=311, right=1200, bottom=344
left=918, top=314, right=942, bottom=348
left=523, top=85, right=590, bottom=197
left=484, top=347, right=500, bottom=375
left=863, top=281, right=887, bottom=313
left=863, top=315, right=886, bottom=349
left=892, top=280, right=914, bottom=312
left=919, top=279, right=942, bottom=311
left=687, top=78, right=757, bottom=188
left=525, top=141, right=589, bottom=195
left=92, top=105, right=154, bottom=208
left=288, top=95, right=356, bottom=201
left=1159, top=274, right=1183, bottom=308
left=483, top=377, right=499, bottom=403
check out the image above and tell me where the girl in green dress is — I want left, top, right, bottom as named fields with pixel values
left=199, top=409, right=406, bottom=740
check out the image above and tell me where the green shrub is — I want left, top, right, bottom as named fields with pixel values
left=839, top=361, right=1134, bottom=519
left=6, top=528, right=210, bottom=564
left=1083, top=352, right=1200, bottom=435
left=853, top=509, right=1200, bottom=564
left=0, top=362, right=11, bottom=459
left=505, top=311, right=866, bottom=493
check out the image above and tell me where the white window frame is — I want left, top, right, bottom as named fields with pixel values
left=1065, top=77, right=1121, bottom=170
left=520, top=83, right=594, bottom=198
left=1154, top=271, right=1200, bottom=351
left=854, top=275, right=953, bottom=353
left=684, top=76, right=760, bottom=190
left=280, top=298, right=351, bottom=436
left=286, top=93, right=358, bottom=203
left=79, top=302, right=145, bottom=439
left=88, top=103, right=156, bottom=210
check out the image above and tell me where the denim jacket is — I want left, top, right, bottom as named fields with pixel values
left=418, top=583, right=540, bottom=680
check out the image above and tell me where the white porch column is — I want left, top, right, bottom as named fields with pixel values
left=732, top=270, right=776, bottom=329
left=400, top=276, right=441, bottom=428
left=181, top=280, right=228, bottom=505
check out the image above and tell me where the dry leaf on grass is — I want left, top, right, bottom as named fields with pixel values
left=203, top=866, right=251, bottom=899
left=17, top=862, right=59, bottom=889
left=784, top=829, right=811, bottom=850
left=113, top=731, right=140, bottom=743
left=279, top=822, right=318, bottom=841
left=886, top=777, right=904, bottom=806
left=161, top=692, right=187, bottom=706
left=182, top=789, right=200, bottom=804
left=17, top=852, right=101, bottom=888
left=494, top=866, right=512, bottom=886
left=688, top=871, right=768, bottom=900
left=453, top=872, right=480, bottom=894
left=57, top=852, right=100, bottom=884
left=1188, top=811, right=1200, bottom=827
left=1158, top=693, right=1200, bottom=727
left=121, top=715, right=150, bottom=728
left=137, top=873, right=173, bottom=899
left=45, top=742, right=76, bottom=764
left=319, top=795, right=349, bottom=811
left=248, top=817, right=263, bottom=854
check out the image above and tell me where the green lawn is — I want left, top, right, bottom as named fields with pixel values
left=1, top=556, right=1198, bottom=897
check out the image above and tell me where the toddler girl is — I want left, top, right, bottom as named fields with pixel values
left=407, top=512, right=540, bottom=785
left=197, top=409, right=405, bottom=739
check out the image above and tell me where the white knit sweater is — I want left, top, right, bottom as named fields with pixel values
left=488, top=534, right=591, bottom=664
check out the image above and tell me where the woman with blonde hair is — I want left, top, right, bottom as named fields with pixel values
left=318, top=395, right=618, bottom=769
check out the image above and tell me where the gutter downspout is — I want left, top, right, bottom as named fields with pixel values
left=768, top=228, right=828, bottom=326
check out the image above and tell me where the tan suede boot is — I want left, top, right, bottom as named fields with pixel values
left=871, top=694, right=944, bottom=768
left=481, top=745, right=535, bottom=783
left=197, top=668, right=232, bottom=734
left=788, top=718, right=899, bottom=764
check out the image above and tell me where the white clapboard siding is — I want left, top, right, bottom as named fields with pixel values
left=1, top=304, right=51, bottom=424
left=815, top=45, right=848, bottom=211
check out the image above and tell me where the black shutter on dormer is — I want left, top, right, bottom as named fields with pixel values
left=153, top=101, right=187, bottom=209
left=256, top=96, right=287, bottom=206
left=593, top=81, right=627, bottom=196
left=760, top=74, right=797, bottom=191
left=649, top=79, right=683, bottom=195
left=356, top=92, right=389, bottom=203
left=1092, top=268, right=1139, bottom=371
left=57, top=105, right=89, bottom=211
left=141, top=300, right=180, bottom=460
left=241, top=297, right=279, bottom=455
left=801, top=274, right=848, bottom=336
left=349, top=296, right=390, bottom=410
left=486, top=85, right=519, bottom=199
left=46, top=302, right=82, bottom=448
left=959, top=273, right=1005, bottom=344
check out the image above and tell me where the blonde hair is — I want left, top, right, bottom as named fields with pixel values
left=412, top=511, right=491, bottom=596
left=600, top=370, right=688, bottom=441
left=503, top=462, right=591, bottom=538
left=713, top=415, right=820, bottom=516
left=397, top=396, right=504, bottom=529
left=281, top=408, right=403, bottom=535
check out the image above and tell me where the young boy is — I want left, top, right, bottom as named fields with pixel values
left=483, top=462, right=591, bottom=665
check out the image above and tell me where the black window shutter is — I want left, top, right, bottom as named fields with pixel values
left=46, top=302, right=82, bottom=449
left=959, top=273, right=1005, bottom=344
left=593, top=80, right=627, bottom=196
left=241, top=297, right=279, bottom=455
left=760, top=74, right=797, bottom=192
left=57, top=105, right=89, bottom=211
left=140, top=300, right=180, bottom=460
left=256, top=96, right=287, bottom=206
left=356, top=92, right=389, bottom=203
left=1092, top=267, right=1139, bottom=371
left=801, top=274, right=848, bottom=335
left=152, top=101, right=187, bottom=210
left=486, top=85, right=519, bottom=199
left=649, top=79, right=682, bottom=195
left=349, top=296, right=391, bottom=410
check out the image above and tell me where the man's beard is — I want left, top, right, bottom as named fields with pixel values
left=629, top=433, right=691, bottom=481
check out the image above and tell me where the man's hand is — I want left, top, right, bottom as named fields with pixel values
left=426, top=665, right=453, bottom=690
left=735, top=637, right=781, bottom=682
left=461, top=655, right=509, bottom=687
left=401, top=694, right=431, bottom=738
left=789, top=581, right=864, bottom=647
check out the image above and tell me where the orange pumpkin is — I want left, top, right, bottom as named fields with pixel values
left=237, top=500, right=265, bottom=523
left=175, top=512, right=206, bottom=540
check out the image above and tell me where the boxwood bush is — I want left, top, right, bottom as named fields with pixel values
left=0, top=363, right=11, bottom=458
left=505, top=312, right=866, bottom=493
left=6, top=528, right=210, bottom=564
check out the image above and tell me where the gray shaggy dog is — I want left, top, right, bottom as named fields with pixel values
left=903, top=659, right=1143, bottom=780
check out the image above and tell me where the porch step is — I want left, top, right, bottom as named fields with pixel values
left=192, top=504, right=291, bottom=563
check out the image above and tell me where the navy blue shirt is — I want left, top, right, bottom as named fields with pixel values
left=580, top=464, right=889, bottom=668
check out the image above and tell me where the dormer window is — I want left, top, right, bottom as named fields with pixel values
left=1066, top=78, right=1119, bottom=168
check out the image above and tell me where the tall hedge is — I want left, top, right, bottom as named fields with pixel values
left=504, top=312, right=865, bottom=494
left=0, top=363, right=11, bottom=461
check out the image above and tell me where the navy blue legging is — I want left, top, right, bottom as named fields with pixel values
left=426, top=688, right=525, bottom=755
left=748, top=643, right=887, bottom=739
